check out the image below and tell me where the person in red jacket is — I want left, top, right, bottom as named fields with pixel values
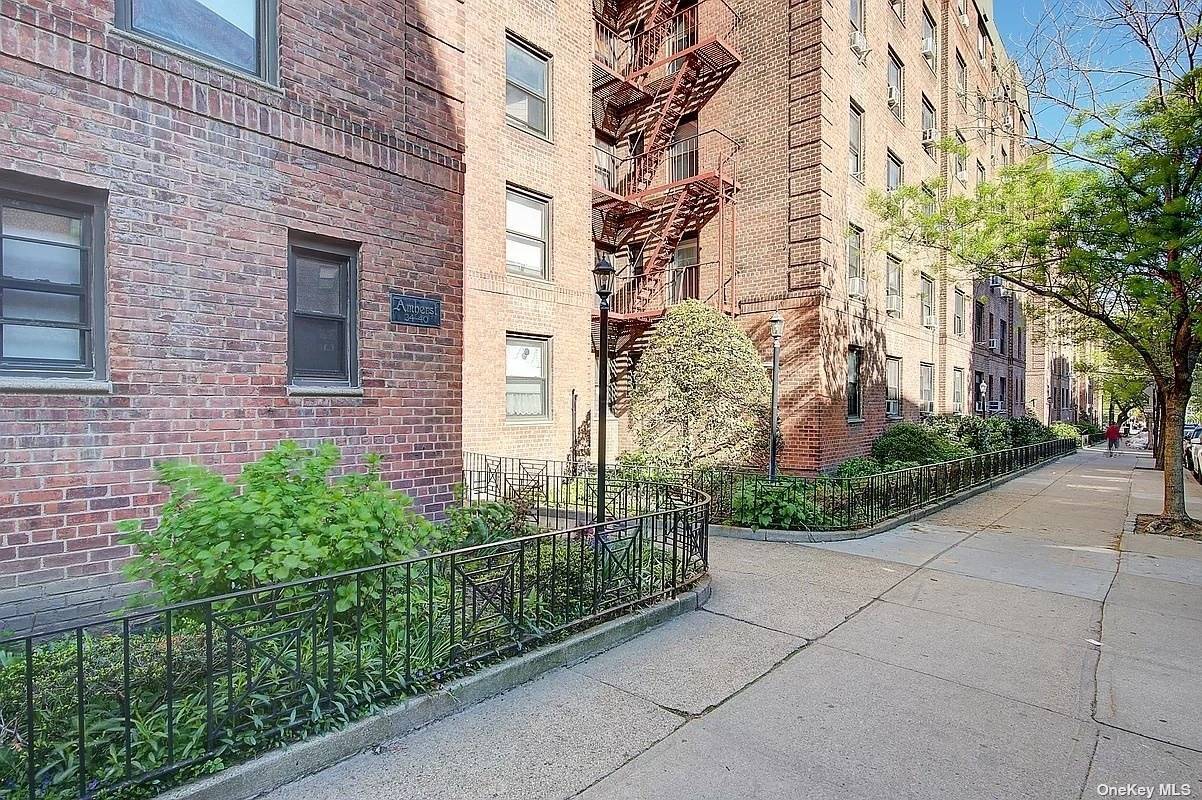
left=1105, top=422, right=1121, bottom=457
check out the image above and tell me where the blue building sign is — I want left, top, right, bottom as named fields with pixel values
left=390, top=293, right=442, bottom=328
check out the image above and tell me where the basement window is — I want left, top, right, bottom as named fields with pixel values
left=116, top=0, right=278, bottom=81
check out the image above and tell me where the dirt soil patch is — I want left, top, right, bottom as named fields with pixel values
left=1134, top=513, right=1202, bottom=539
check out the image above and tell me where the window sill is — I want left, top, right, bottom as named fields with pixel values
left=108, top=27, right=283, bottom=93
left=505, top=417, right=553, bottom=427
left=0, top=377, right=113, bottom=395
left=505, top=269, right=554, bottom=285
left=847, top=416, right=865, bottom=425
left=505, top=119, right=554, bottom=146
left=287, top=385, right=364, bottom=398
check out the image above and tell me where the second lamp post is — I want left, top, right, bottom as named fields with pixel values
left=769, top=311, right=784, bottom=481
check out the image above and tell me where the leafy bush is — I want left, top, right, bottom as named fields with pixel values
left=731, top=479, right=833, bottom=530
left=872, top=422, right=972, bottom=465
left=1075, top=420, right=1103, bottom=436
left=1008, top=416, right=1056, bottom=447
left=121, top=442, right=440, bottom=603
left=832, top=456, right=885, bottom=478
left=1050, top=421, right=1082, bottom=440
left=442, top=497, right=536, bottom=549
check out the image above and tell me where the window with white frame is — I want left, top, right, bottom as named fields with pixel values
left=506, top=36, right=550, bottom=136
left=956, top=51, right=968, bottom=109
left=886, top=356, right=902, bottom=418
left=890, top=0, right=904, bottom=22
left=920, top=273, right=935, bottom=327
left=955, top=131, right=967, bottom=181
left=953, top=367, right=965, bottom=413
left=954, top=289, right=967, bottom=335
left=886, top=255, right=902, bottom=305
left=849, top=0, right=864, bottom=30
left=849, top=101, right=864, bottom=179
left=847, top=225, right=863, bottom=279
left=505, top=187, right=549, bottom=279
left=887, top=49, right=905, bottom=120
left=921, top=95, right=936, bottom=153
left=921, top=7, right=937, bottom=69
left=505, top=334, right=550, bottom=419
left=887, top=151, right=904, bottom=191
left=920, top=363, right=934, bottom=414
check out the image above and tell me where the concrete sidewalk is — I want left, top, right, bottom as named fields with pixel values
left=263, top=449, right=1202, bottom=800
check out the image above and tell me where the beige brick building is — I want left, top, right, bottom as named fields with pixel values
left=464, top=0, right=1041, bottom=472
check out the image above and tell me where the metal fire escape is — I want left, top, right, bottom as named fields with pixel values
left=592, top=0, right=742, bottom=362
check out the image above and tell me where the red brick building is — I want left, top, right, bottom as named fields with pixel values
left=0, top=0, right=466, bottom=632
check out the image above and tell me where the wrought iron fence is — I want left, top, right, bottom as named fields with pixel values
left=465, top=436, right=1076, bottom=532
left=0, top=482, right=708, bottom=800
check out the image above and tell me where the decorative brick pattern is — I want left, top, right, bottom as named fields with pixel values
left=0, top=0, right=467, bottom=633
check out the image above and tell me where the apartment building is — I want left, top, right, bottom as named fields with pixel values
left=460, top=2, right=598, bottom=463
left=574, top=0, right=1029, bottom=472
left=0, top=0, right=466, bottom=632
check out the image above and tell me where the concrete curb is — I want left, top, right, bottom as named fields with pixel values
left=157, top=577, right=711, bottom=800
left=711, top=452, right=1075, bottom=544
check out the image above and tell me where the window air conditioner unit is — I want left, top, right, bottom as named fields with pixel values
left=886, top=293, right=902, bottom=315
left=923, top=311, right=936, bottom=328
left=989, top=275, right=1003, bottom=287
left=1002, top=117, right=1014, bottom=132
left=987, top=400, right=1004, bottom=413
left=887, top=85, right=900, bottom=107
left=991, top=86, right=1005, bottom=101
left=922, top=38, right=936, bottom=59
left=988, top=337, right=1000, bottom=350
left=922, top=128, right=938, bottom=145
left=956, top=169, right=967, bottom=183
left=850, top=30, right=869, bottom=57
left=847, top=276, right=867, bottom=297
left=959, top=12, right=970, bottom=27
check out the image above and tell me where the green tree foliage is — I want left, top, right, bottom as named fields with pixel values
left=629, top=300, right=771, bottom=467
left=872, top=6, right=1202, bottom=521
left=121, top=441, right=441, bottom=603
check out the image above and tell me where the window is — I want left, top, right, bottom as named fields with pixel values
left=1, top=186, right=105, bottom=378
left=954, top=289, right=967, bottom=335
left=890, top=0, right=905, bottom=22
left=921, top=7, right=937, bottom=68
left=988, top=311, right=995, bottom=345
left=955, top=131, right=967, bottom=181
left=975, top=301, right=984, bottom=341
left=116, top=0, right=276, bottom=80
left=953, top=368, right=965, bottom=413
left=1000, top=319, right=1007, bottom=354
left=921, top=95, right=936, bottom=152
left=506, top=335, right=550, bottom=419
left=886, top=255, right=902, bottom=306
left=920, top=363, right=934, bottom=414
left=977, top=19, right=989, bottom=63
left=288, top=235, right=358, bottom=387
left=956, top=51, right=968, bottom=109
left=975, top=370, right=985, bottom=411
left=506, top=187, right=550, bottom=278
left=977, top=160, right=987, bottom=185
left=977, top=94, right=988, bottom=139
left=1000, top=144, right=1009, bottom=167
left=847, top=224, right=863, bottom=282
left=887, top=49, right=905, bottom=120
left=847, top=347, right=863, bottom=419
left=849, top=0, right=863, bottom=30
left=886, top=357, right=902, bottom=418
left=506, top=36, right=550, bottom=137
left=920, top=273, right=935, bottom=327
left=849, top=101, right=864, bottom=179
left=887, top=151, right=904, bottom=191
left=1000, top=377, right=1007, bottom=406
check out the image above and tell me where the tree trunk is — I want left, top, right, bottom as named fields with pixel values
left=1160, top=389, right=1191, bottom=521
left=1154, top=388, right=1166, bottom=466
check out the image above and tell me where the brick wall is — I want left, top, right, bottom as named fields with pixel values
left=0, top=0, right=466, bottom=633
left=460, top=0, right=598, bottom=465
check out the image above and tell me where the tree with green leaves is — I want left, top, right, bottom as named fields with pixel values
left=873, top=2, right=1202, bottom=526
left=628, top=300, right=771, bottom=467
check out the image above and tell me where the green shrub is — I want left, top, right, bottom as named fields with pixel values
left=442, top=497, right=536, bottom=549
left=731, top=479, right=833, bottom=530
left=1008, top=416, right=1056, bottom=447
left=872, top=422, right=971, bottom=465
left=1049, top=421, right=1081, bottom=440
left=832, top=456, right=885, bottom=478
left=1075, top=420, right=1103, bottom=436
left=121, top=442, right=440, bottom=603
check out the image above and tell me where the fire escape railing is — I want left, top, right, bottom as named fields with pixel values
left=593, top=129, right=739, bottom=198
left=593, top=0, right=742, bottom=82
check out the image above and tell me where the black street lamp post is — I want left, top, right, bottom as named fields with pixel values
left=593, top=257, right=615, bottom=524
left=769, top=311, right=784, bottom=481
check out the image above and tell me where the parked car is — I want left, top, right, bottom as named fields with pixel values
left=1183, top=424, right=1202, bottom=476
